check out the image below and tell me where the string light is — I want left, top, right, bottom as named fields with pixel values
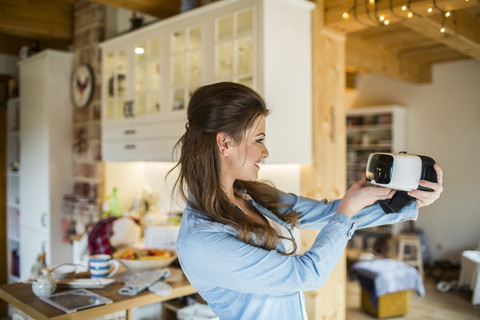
left=369, top=0, right=390, bottom=26
left=342, top=0, right=356, bottom=20
left=405, top=0, right=422, bottom=18
left=389, top=0, right=405, bottom=19
left=432, top=0, right=454, bottom=34
left=340, top=0, right=454, bottom=33
left=342, top=0, right=372, bottom=26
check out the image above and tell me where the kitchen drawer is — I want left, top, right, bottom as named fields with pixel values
left=102, top=137, right=179, bottom=162
left=102, top=121, right=185, bottom=140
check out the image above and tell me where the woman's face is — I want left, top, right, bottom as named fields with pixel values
left=226, top=115, right=269, bottom=182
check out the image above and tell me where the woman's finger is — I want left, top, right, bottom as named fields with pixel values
left=418, top=180, right=441, bottom=191
left=434, top=163, right=444, bottom=185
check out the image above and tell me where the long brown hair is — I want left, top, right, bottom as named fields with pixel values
left=170, top=82, right=298, bottom=254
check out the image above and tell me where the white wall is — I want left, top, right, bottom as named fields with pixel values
left=104, top=162, right=301, bottom=215
left=0, top=53, right=19, bottom=77
left=105, top=6, right=159, bottom=40
left=346, top=59, right=480, bottom=261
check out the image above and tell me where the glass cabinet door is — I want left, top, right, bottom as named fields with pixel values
left=215, top=7, right=254, bottom=88
left=134, top=38, right=162, bottom=119
left=104, top=49, right=127, bottom=120
left=170, top=25, right=202, bottom=114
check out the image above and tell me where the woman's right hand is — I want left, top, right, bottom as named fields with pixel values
left=337, top=175, right=396, bottom=218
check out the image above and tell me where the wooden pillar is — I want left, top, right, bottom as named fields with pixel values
left=301, top=1, right=347, bottom=319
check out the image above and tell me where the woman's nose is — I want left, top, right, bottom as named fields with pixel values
left=262, top=145, right=269, bottom=158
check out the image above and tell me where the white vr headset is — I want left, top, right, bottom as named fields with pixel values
left=365, top=152, right=437, bottom=213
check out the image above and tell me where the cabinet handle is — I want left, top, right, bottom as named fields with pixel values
left=124, top=144, right=136, bottom=150
left=123, top=100, right=135, bottom=119
left=124, top=129, right=136, bottom=135
left=40, top=212, right=47, bottom=228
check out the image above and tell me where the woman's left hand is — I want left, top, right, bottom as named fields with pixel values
left=407, top=163, right=444, bottom=208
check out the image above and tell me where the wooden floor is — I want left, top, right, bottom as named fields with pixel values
left=346, top=277, right=480, bottom=320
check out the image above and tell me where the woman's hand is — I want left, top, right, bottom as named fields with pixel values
left=408, top=163, right=444, bottom=208
left=337, top=175, right=396, bottom=218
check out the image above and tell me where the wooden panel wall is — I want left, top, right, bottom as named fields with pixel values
left=301, top=1, right=347, bottom=319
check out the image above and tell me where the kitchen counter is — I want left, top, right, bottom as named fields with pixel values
left=0, top=268, right=196, bottom=320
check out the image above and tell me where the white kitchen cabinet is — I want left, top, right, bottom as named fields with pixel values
left=18, top=50, right=73, bottom=280
left=100, top=0, right=313, bottom=164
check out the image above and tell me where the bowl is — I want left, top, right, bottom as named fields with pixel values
left=113, top=248, right=177, bottom=273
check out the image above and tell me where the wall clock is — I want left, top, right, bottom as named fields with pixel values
left=71, top=63, right=95, bottom=109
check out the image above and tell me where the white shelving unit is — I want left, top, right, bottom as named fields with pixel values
left=6, top=97, right=21, bottom=283
left=346, top=105, right=406, bottom=188
left=346, top=105, right=407, bottom=255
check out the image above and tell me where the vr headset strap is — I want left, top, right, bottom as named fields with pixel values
left=378, top=191, right=415, bottom=213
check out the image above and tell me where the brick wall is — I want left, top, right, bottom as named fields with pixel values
left=72, top=1, right=105, bottom=208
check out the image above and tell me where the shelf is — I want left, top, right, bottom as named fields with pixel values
left=7, top=170, right=20, bottom=176
left=8, top=235, right=20, bottom=243
left=346, top=124, right=392, bottom=133
left=347, top=144, right=392, bottom=150
left=8, top=275, right=20, bottom=284
left=7, top=202, right=20, bottom=209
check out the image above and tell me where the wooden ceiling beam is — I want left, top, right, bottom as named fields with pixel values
left=401, top=11, right=480, bottom=60
left=0, top=0, right=73, bottom=40
left=346, top=35, right=432, bottom=83
left=325, top=0, right=478, bottom=33
left=87, top=0, right=181, bottom=19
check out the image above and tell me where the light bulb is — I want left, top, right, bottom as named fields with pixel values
left=401, top=5, right=407, bottom=11
left=427, top=8, right=433, bottom=13
left=407, top=12, right=413, bottom=18
left=343, top=12, right=350, bottom=19
left=135, top=47, right=145, bottom=55
left=440, top=26, right=446, bottom=33
left=445, top=11, right=451, bottom=17
left=369, top=0, right=375, bottom=4
left=384, top=19, right=390, bottom=25
left=379, top=15, right=385, bottom=21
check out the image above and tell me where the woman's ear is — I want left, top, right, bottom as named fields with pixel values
left=216, top=132, right=231, bottom=156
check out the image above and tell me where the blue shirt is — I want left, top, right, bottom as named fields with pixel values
left=177, top=190, right=418, bottom=320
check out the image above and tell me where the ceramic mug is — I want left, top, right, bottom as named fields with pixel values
left=89, top=254, right=119, bottom=278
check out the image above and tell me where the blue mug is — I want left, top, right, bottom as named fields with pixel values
left=89, top=254, right=119, bottom=278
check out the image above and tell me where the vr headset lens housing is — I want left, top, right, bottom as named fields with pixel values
left=366, top=154, right=394, bottom=184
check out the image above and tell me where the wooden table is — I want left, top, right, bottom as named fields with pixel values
left=0, top=270, right=196, bottom=320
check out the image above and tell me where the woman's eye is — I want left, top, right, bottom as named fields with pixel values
left=256, top=138, right=265, bottom=144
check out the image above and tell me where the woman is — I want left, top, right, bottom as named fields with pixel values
left=170, top=82, right=443, bottom=319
